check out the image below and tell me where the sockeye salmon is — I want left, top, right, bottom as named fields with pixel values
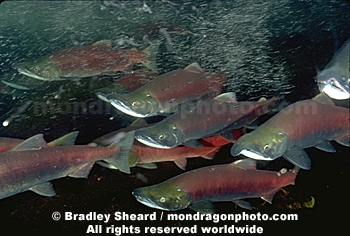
left=14, top=40, right=160, bottom=81
left=230, top=93, right=350, bottom=170
left=135, top=92, right=282, bottom=149
left=0, top=131, right=134, bottom=200
left=316, top=38, right=349, bottom=100
left=107, top=62, right=225, bottom=117
left=133, top=159, right=298, bottom=213
left=93, top=120, right=241, bottom=174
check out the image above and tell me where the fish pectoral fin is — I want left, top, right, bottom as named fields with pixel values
left=10, top=134, right=48, bottom=152
left=213, top=92, right=237, bottom=102
left=188, top=200, right=216, bottom=214
left=136, top=163, right=158, bottom=169
left=313, top=140, right=336, bottom=152
left=183, top=140, right=204, bottom=148
left=232, top=199, right=253, bottom=210
left=174, top=158, right=187, bottom=170
left=48, top=131, right=79, bottom=146
left=282, top=147, right=311, bottom=170
left=261, top=189, right=280, bottom=204
left=219, top=130, right=237, bottom=142
left=68, top=162, right=94, bottom=178
left=130, top=118, right=148, bottom=127
left=335, top=135, right=350, bottom=147
left=29, top=182, right=56, bottom=197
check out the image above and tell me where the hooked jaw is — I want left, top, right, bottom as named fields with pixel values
left=108, top=93, right=159, bottom=118
left=109, top=98, right=148, bottom=117
left=318, top=79, right=350, bottom=100
left=134, top=132, right=174, bottom=149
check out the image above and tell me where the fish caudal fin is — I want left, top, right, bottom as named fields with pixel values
left=142, top=40, right=161, bottom=74
left=105, top=131, right=135, bottom=174
left=48, top=131, right=79, bottom=146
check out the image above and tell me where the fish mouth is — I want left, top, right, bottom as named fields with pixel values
left=16, top=67, right=50, bottom=81
left=318, top=79, right=350, bottom=100
left=135, top=133, right=173, bottom=149
left=1, top=79, right=32, bottom=90
left=109, top=99, right=148, bottom=118
left=132, top=190, right=169, bottom=211
left=238, top=149, right=273, bottom=161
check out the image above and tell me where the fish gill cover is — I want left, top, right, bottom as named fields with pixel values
left=0, top=0, right=349, bottom=234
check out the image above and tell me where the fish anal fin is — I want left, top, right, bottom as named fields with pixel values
left=184, top=62, right=205, bottom=73
left=29, top=182, right=56, bottom=197
left=68, top=162, right=94, bottom=178
left=335, top=135, right=350, bottom=147
left=202, top=147, right=221, bottom=160
left=232, top=199, right=253, bottom=210
left=188, top=200, right=216, bottom=214
left=261, top=189, right=280, bottom=204
left=137, top=163, right=158, bottom=169
left=174, top=158, right=187, bottom=170
left=48, top=131, right=79, bottom=147
left=314, top=140, right=336, bottom=152
left=282, top=147, right=311, bottom=170
left=232, top=158, right=257, bottom=170
left=10, top=134, right=48, bottom=152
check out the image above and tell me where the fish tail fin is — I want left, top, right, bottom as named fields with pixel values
left=202, top=147, right=221, bottom=160
left=142, top=40, right=161, bottom=74
left=47, top=131, right=79, bottom=146
left=105, top=131, right=135, bottom=174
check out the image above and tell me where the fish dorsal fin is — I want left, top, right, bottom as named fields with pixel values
left=10, top=134, right=48, bottom=152
left=325, top=38, right=349, bottom=74
left=232, top=158, right=257, bottom=170
left=311, top=93, right=335, bottom=106
left=48, top=131, right=79, bottom=146
left=213, top=92, right=237, bottom=102
left=29, top=182, right=56, bottom=197
left=92, top=40, right=112, bottom=48
left=184, top=62, right=205, bottom=73
left=130, top=118, right=148, bottom=127
left=257, top=97, right=267, bottom=102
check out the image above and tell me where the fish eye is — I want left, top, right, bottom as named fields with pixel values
left=160, top=197, right=165, bottom=203
left=263, top=144, right=269, bottom=150
left=132, top=101, right=137, bottom=106
left=33, top=67, right=39, bottom=72
left=159, top=134, right=164, bottom=140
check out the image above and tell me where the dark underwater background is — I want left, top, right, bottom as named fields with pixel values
left=0, top=0, right=349, bottom=235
